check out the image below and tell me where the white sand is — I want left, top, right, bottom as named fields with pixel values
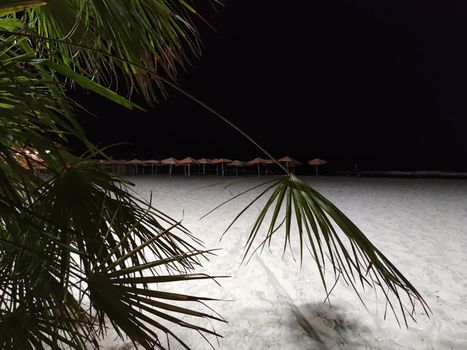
left=103, top=176, right=467, bottom=350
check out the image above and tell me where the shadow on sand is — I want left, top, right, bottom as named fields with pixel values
left=291, top=302, right=373, bottom=349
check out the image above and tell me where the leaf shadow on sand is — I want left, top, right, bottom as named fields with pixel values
left=221, top=302, right=372, bottom=350
left=290, top=303, right=374, bottom=350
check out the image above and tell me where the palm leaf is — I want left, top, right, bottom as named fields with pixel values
left=87, top=240, right=224, bottom=350
left=45, top=60, right=144, bottom=111
left=0, top=156, right=224, bottom=349
left=20, top=0, right=210, bottom=101
left=210, top=174, right=430, bottom=327
left=0, top=32, right=223, bottom=346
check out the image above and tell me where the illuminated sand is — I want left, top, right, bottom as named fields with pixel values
left=104, top=176, right=467, bottom=349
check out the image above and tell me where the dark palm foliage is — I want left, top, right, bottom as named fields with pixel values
left=26, top=0, right=206, bottom=101
left=0, top=1, right=223, bottom=349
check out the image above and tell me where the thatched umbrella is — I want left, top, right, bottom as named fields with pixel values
left=247, top=157, right=271, bottom=176
left=308, top=158, right=328, bottom=176
left=143, top=159, right=160, bottom=175
left=178, top=157, right=198, bottom=176
left=110, top=159, right=131, bottom=175
left=264, top=159, right=273, bottom=175
left=212, top=158, right=232, bottom=176
left=277, top=156, right=300, bottom=172
left=228, top=160, right=245, bottom=176
left=160, top=157, right=179, bottom=176
left=127, top=159, right=144, bottom=175
left=109, top=160, right=125, bottom=175
left=197, top=158, right=213, bottom=175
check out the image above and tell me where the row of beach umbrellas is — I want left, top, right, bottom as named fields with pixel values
left=95, top=157, right=328, bottom=176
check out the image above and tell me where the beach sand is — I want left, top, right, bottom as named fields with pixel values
left=103, top=176, right=467, bottom=350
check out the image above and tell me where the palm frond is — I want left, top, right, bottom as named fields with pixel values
left=19, top=0, right=210, bottom=101
left=88, top=241, right=224, bottom=350
left=0, top=158, right=224, bottom=349
left=0, top=31, right=223, bottom=347
left=0, top=224, right=99, bottom=350
left=212, top=174, right=430, bottom=327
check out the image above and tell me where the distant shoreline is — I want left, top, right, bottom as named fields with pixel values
left=336, top=170, right=467, bottom=179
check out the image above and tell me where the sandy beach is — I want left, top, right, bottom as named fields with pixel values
left=103, top=176, right=467, bottom=350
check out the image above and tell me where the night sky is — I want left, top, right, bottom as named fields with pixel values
left=74, top=0, right=467, bottom=172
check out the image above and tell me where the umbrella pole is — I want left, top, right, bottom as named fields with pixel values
left=169, top=164, right=172, bottom=176
left=286, top=162, right=289, bottom=171
left=315, top=165, right=318, bottom=176
left=236, top=167, right=238, bottom=176
left=257, top=164, right=260, bottom=176
left=265, top=165, right=268, bottom=176
left=203, top=164, right=206, bottom=175
left=221, top=164, right=225, bottom=176
left=188, top=164, right=191, bottom=177
left=151, top=164, right=154, bottom=175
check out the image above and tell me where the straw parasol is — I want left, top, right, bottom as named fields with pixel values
left=160, top=157, right=179, bottom=176
left=212, top=158, right=232, bottom=176
left=142, top=159, right=160, bottom=175
left=178, top=157, right=198, bottom=176
left=247, top=157, right=271, bottom=176
left=109, top=159, right=131, bottom=175
left=277, top=156, right=300, bottom=172
left=308, top=158, right=328, bottom=176
left=197, top=158, right=213, bottom=175
left=264, top=159, right=273, bottom=175
left=127, top=159, right=144, bottom=175
left=228, top=160, right=245, bottom=176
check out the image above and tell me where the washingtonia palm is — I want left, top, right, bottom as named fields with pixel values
left=0, top=2, right=224, bottom=349
left=0, top=1, right=428, bottom=349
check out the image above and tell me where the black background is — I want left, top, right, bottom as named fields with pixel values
left=74, top=0, right=467, bottom=172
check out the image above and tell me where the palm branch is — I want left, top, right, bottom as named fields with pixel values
left=205, top=175, right=430, bottom=326
left=0, top=6, right=224, bottom=348
left=22, top=0, right=211, bottom=101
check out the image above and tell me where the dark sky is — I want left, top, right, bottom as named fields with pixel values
left=75, top=0, right=467, bottom=171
